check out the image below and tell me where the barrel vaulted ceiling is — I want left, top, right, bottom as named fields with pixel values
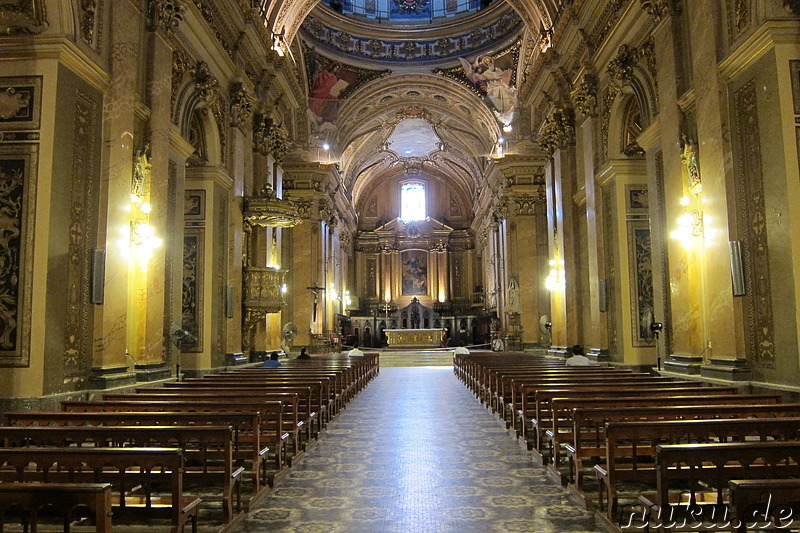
left=261, top=0, right=559, bottom=203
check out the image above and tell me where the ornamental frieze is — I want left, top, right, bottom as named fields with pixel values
left=607, top=45, right=638, bottom=91
left=229, top=84, right=253, bottom=130
left=148, top=0, right=185, bottom=36
left=572, top=75, right=598, bottom=118
left=512, top=192, right=546, bottom=216
left=300, top=8, right=522, bottom=64
left=0, top=0, right=48, bottom=35
left=639, top=0, right=681, bottom=22
left=536, top=108, right=575, bottom=157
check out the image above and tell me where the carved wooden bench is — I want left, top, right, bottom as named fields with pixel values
left=61, top=400, right=290, bottom=486
left=0, top=482, right=112, bottom=533
left=3, top=410, right=269, bottom=507
left=0, top=447, right=201, bottom=533
left=594, top=420, right=800, bottom=528
left=0, top=425, right=244, bottom=527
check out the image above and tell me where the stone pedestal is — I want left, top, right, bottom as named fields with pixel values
left=134, top=362, right=172, bottom=383
left=701, top=358, right=752, bottom=381
left=662, top=354, right=704, bottom=375
left=88, top=365, right=137, bottom=390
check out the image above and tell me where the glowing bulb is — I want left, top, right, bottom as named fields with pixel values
left=503, top=124, right=513, bottom=132
left=679, top=196, right=690, bottom=207
left=322, top=143, right=330, bottom=151
left=498, top=137, right=505, bottom=143
left=140, top=202, right=152, bottom=213
left=281, top=283, right=287, bottom=294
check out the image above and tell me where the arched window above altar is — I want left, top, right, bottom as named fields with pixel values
left=401, top=181, right=426, bottom=221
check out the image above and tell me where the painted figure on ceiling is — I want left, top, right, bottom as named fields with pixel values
left=459, top=55, right=517, bottom=126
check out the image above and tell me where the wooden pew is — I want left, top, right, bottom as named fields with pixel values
left=561, top=400, right=791, bottom=495
left=158, top=379, right=330, bottom=438
left=527, top=387, right=739, bottom=458
left=0, top=482, right=112, bottom=533
left=0, top=425, right=244, bottom=528
left=61, top=400, right=290, bottom=485
left=502, top=376, right=695, bottom=431
left=729, top=479, right=800, bottom=533
left=118, top=387, right=315, bottom=450
left=0, top=447, right=201, bottom=533
left=594, top=419, right=800, bottom=527
left=637, top=442, right=800, bottom=533
left=4, top=410, right=269, bottom=506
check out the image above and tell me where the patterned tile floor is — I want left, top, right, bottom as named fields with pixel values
left=235, top=366, right=604, bottom=533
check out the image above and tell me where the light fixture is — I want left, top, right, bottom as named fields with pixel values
left=280, top=283, right=287, bottom=294
left=502, top=124, right=513, bottom=132
left=671, top=195, right=704, bottom=250
left=123, top=149, right=162, bottom=264
left=545, top=259, right=565, bottom=292
left=322, top=142, right=330, bottom=151
left=272, top=32, right=286, bottom=57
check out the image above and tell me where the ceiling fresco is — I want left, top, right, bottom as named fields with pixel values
left=295, top=0, right=532, bottom=210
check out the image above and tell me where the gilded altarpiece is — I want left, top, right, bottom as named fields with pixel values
left=735, top=80, right=775, bottom=369
left=0, top=145, right=37, bottom=367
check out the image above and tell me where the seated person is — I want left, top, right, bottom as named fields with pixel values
left=263, top=351, right=281, bottom=367
left=296, top=347, right=311, bottom=359
left=347, top=342, right=364, bottom=357
left=565, top=344, right=590, bottom=366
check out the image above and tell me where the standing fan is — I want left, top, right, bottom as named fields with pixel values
left=281, top=322, right=299, bottom=356
left=539, top=315, right=552, bottom=344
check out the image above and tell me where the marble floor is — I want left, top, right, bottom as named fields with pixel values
left=235, top=366, right=604, bottom=533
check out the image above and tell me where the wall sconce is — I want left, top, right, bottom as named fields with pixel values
left=671, top=196, right=703, bottom=249
left=545, top=259, right=565, bottom=292
left=492, top=136, right=506, bottom=159
left=342, top=290, right=352, bottom=307
left=119, top=150, right=161, bottom=263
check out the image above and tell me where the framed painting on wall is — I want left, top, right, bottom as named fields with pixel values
left=401, top=250, right=428, bottom=296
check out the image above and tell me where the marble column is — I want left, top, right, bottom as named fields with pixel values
left=90, top=0, right=142, bottom=389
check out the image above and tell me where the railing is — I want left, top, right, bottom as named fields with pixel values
left=328, top=0, right=490, bottom=25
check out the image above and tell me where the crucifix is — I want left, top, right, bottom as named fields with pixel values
left=307, top=284, right=326, bottom=323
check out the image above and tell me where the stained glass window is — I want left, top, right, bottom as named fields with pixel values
left=401, top=181, right=426, bottom=221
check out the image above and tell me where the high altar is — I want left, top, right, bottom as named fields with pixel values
left=385, top=328, right=446, bottom=348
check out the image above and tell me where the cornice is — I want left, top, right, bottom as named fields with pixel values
left=184, top=164, right=235, bottom=190
left=718, top=21, right=800, bottom=81
left=636, top=118, right=661, bottom=151
left=0, top=37, right=111, bottom=93
left=170, top=124, right=196, bottom=159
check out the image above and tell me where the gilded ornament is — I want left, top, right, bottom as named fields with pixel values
left=229, top=84, right=253, bottom=129
left=571, top=75, right=598, bottom=118
left=149, top=0, right=185, bottom=36
left=536, top=108, right=575, bottom=157
left=607, top=45, right=638, bottom=91
left=80, top=0, right=96, bottom=44
left=639, top=0, right=680, bottom=21
left=680, top=135, right=702, bottom=196
left=0, top=0, right=48, bottom=34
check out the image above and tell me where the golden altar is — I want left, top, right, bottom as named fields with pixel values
left=385, top=329, right=445, bottom=348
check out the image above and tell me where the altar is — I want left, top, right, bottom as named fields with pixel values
left=385, top=329, right=446, bottom=348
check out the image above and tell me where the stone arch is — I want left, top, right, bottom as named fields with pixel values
left=606, top=75, right=652, bottom=158
left=173, top=76, right=225, bottom=167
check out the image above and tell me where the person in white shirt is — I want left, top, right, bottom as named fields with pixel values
left=565, top=344, right=590, bottom=366
left=347, top=342, right=364, bottom=357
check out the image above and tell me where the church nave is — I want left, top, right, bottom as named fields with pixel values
left=236, top=366, right=602, bottom=533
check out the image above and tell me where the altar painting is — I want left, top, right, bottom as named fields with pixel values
left=402, top=250, right=428, bottom=295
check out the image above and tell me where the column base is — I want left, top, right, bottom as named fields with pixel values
left=134, top=362, right=172, bottom=382
left=548, top=346, right=570, bottom=358
left=88, top=365, right=137, bottom=390
left=662, top=354, right=704, bottom=375
left=587, top=348, right=610, bottom=363
left=225, top=352, right=248, bottom=366
left=701, top=357, right=752, bottom=381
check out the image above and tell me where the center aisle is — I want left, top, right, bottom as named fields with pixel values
left=236, top=367, right=604, bottom=533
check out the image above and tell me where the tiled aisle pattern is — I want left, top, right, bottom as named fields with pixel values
left=235, top=366, right=604, bottom=533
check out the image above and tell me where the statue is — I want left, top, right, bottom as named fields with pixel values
left=507, top=277, right=521, bottom=314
